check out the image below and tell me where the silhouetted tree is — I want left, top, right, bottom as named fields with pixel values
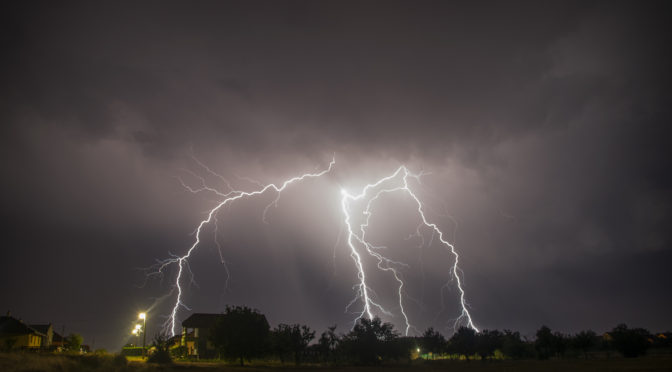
left=340, top=317, right=400, bottom=365
left=271, top=323, right=315, bottom=365
left=420, top=328, right=446, bottom=359
left=65, top=333, right=83, bottom=351
left=571, top=330, right=596, bottom=359
left=449, top=327, right=477, bottom=361
left=610, top=324, right=651, bottom=358
left=317, top=325, right=340, bottom=363
left=270, top=326, right=291, bottom=363
left=476, top=329, right=502, bottom=360
left=383, top=337, right=413, bottom=362
left=501, top=330, right=529, bottom=359
left=209, top=305, right=270, bottom=366
left=535, top=326, right=555, bottom=359
left=553, top=331, right=568, bottom=358
left=147, top=334, right=172, bottom=364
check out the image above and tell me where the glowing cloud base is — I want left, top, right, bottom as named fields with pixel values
left=147, top=157, right=477, bottom=336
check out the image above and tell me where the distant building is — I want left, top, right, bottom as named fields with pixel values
left=29, top=324, right=54, bottom=348
left=0, top=313, right=46, bottom=350
left=181, top=313, right=224, bottom=359
left=52, top=331, right=66, bottom=349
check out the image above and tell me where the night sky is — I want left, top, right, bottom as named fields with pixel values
left=1, top=1, right=671, bottom=351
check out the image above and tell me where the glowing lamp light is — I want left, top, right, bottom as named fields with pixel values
left=139, top=312, right=146, bottom=320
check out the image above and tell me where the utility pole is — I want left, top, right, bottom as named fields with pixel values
left=139, top=313, right=147, bottom=358
left=143, top=317, right=146, bottom=357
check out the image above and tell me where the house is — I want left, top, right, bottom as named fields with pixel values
left=181, top=313, right=225, bottom=358
left=29, top=323, right=53, bottom=348
left=52, top=331, right=66, bottom=350
left=0, top=313, right=46, bottom=350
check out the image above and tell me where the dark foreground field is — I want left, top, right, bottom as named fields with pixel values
left=3, top=353, right=672, bottom=372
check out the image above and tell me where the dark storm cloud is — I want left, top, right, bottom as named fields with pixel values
left=1, top=1, right=670, bottom=350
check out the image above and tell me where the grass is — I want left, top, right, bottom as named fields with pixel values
left=0, top=352, right=130, bottom=372
left=2, top=352, right=672, bottom=372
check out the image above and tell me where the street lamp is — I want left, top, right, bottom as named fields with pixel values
left=138, top=313, right=147, bottom=357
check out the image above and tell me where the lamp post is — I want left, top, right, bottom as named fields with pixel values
left=139, top=313, right=147, bottom=357
left=132, top=327, right=140, bottom=347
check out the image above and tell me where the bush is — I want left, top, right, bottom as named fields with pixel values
left=120, top=347, right=143, bottom=357
left=65, top=333, right=84, bottom=351
left=170, top=345, right=187, bottom=359
left=610, top=324, right=650, bottom=358
left=147, top=334, right=173, bottom=364
left=147, top=349, right=172, bottom=364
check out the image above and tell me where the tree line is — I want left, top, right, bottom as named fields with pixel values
left=175, top=305, right=672, bottom=366
left=422, top=324, right=665, bottom=361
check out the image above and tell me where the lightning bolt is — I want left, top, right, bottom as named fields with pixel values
left=148, top=157, right=335, bottom=336
left=341, top=166, right=479, bottom=334
left=146, top=156, right=477, bottom=337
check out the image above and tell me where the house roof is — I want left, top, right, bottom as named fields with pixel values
left=182, top=313, right=225, bottom=328
left=29, top=324, right=52, bottom=335
left=0, top=316, right=46, bottom=336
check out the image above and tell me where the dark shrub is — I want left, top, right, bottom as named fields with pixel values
left=610, top=324, right=650, bottom=358
left=147, top=334, right=173, bottom=364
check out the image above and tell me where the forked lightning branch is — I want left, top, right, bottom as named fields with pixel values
left=146, top=157, right=478, bottom=336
